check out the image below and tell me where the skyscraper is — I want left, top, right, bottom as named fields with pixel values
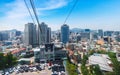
left=9, top=30, right=16, bottom=40
left=61, top=24, right=69, bottom=44
left=0, top=31, right=9, bottom=41
left=0, top=32, right=2, bottom=41
left=85, top=29, right=90, bottom=33
left=16, top=31, right=21, bottom=36
left=24, top=23, right=37, bottom=47
left=47, top=27, right=51, bottom=43
left=38, top=22, right=47, bottom=44
left=38, top=22, right=51, bottom=44
left=98, top=29, right=103, bottom=38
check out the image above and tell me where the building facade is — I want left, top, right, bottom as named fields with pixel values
left=98, top=29, right=103, bottom=38
left=47, top=27, right=51, bottom=43
left=61, top=24, right=69, bottom=44
left=38, top=22, right=51, bottom=44
left=24, top=23, right=37, bottom=47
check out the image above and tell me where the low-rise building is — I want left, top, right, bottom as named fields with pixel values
left=34, top=44, right=55, bottom=63
left=89, top=53, right=113, bottom=72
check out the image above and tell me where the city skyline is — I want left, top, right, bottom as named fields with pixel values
left=0, top=0, right=120, bottom=31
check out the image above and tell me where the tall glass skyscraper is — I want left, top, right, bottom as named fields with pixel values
left=98, top=29, right=103, bottom=38
left=47, top=27, right=51, bottom=43
left=24, top=23, right=37, bottom=47
left=38, top=22, right=51, bottom=44
left=61, top=24, right=69, bottom=44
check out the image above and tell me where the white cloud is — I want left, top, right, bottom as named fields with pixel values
left=0, top=0, right=30, bottom=31
left=37, top=0, right=68, bottom=10
left=0, top=0, right=69, bottom=31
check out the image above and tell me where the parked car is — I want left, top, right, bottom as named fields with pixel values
left=36, top=65, right=42, bottom=71
left=51, top=71, right=58, bottom=75
left=33, top=67, right=37, bottom=71
left=15, top=69, right=19, bottom=74
left=40, top=64, right=45, bottom=70
left=40, top=59, right=46, bottom=67
left=19, top=69, right=24, bottom=73
left=5, top=71, right=9, bottom=75
left=24, top=67, right=29, bottom=72
left=29, top=67, right=34, bottom=72
left=51, top=74, right=58, bottom=75
left=9, top=68, right=14, bottom=74
left=0, top=70, right=4, bottom=75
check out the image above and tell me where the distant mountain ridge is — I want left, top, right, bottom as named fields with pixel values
left=70, top=28, right=84, bottom=33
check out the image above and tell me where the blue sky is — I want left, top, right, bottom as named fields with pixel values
left=0, top=0, right=120, bottom=31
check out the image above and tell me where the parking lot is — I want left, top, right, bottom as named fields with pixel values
left=1, top=60, right=66, bottom=75
left=11, top=67, right=51, bottom=75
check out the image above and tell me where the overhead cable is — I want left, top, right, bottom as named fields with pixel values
left=29, top=0, right=40, bottom=25
left=24, top=0, right=35, bottom=24
left=63, top=0, right=78, bottom=24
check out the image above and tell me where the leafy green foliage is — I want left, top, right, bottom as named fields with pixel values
left=66, top=60, right=77, bottom=75
left=89, top=50, right=96, bottom=55
left=0, top=52, right=17, bottom=70
left=81, top=55, right=88, bottom=66
left=0, top=53, right=5, bottom=70
left=81, top=65, right=89, bottom=75
left=89, top=50, right=107, bottom=55
left=108, top=52, right=120, bottom=75
left=81, top=54, right=90, bottom=75
left=91, top=65, right=103, bottom=75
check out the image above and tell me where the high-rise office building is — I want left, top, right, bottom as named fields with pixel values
left=104, top=31, right=113, bottom=37
left=16, top=31, right=21, bottom=36
left=8, top=30, right=22, bottom=40
left=85, top=29, right=90, bottom=33
left=0, top=32, right=2, bottom=41
left=9, top=30, right=16, bottom=40
left=38, top=22, right=47, bottom=44
left=61, top=24, right=69, bottom=44
left=24, top=23, right=37, bottom=47
left=80, top=32, right=91, bottom=41
left=0, top=31, right=9, bottom=41
left=47, top=27, right=51, bottom=43
left=98, top=29, right=103, bottom=38
left=92, top=32, right=98, bottom=40
left=38, top=22, right=51, bottom=44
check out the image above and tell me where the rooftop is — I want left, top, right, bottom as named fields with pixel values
left=89, top=53, right=113, bottom=72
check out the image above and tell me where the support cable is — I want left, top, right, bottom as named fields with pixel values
left=63, top=0, right=78, bottom=24
left=24, top=0, right=35, bottom=24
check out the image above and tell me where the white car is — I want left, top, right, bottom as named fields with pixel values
left=40, top=64, right=45, bottom=70
left=15, top=69, right=19, bottom=74
left=0, top=70, right=4, bottom=75
left=33, top=67, right=37, bottom=71
left=5, top=72, right=9, bottom=75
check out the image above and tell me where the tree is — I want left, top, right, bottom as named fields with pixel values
left=0, top=52, right=18, bottom=70
left=108, top=52, right=120, bottom=75
left=93, top=65, right=103, bottom=75
left=81, top=54, right=90, bottom=75
left=5, top=53, right=17, bottom=68
left=81, top=65, right=89, bottom=75
left=66, top=60, right=77, bottom=75
left=0, top=53, right=6, bottom=70
left=82, top=55, right=88, bottom=66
